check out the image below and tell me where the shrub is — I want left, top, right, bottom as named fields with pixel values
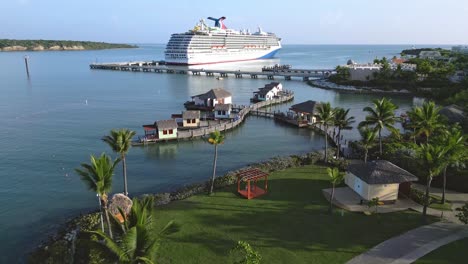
left=456, top=203, right=468, bottom=224
left=230, top=241, right=262, bottom=264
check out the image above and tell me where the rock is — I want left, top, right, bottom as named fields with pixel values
left=2, top=45, right=27, bottom=51
left=32, top=45, right=45, bottom=51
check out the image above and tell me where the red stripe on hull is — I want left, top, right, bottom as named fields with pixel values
left=166, top=57, right=265, bottom=66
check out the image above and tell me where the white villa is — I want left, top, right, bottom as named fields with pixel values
left=182, top=110, right=200, bottom=128
left=214, top=104, right=232, bottom=119
left=191, top=88, right=232, bottom=108
left=155, top=119, right=178, bottom=140
left=345, top=160, right=418, bottom=202
left=253, top=82, right=283, bottom=101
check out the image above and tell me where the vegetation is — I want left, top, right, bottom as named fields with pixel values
left=75, top=153, right=121, bottom=239
left=456, top=203, right=468, bottom=224
left=359, top=127, right=377, bottom=163
left=0, top=39, right=137, bottom=50
left=407, top=101, right=443, bottom=144
left=413, top=238, right=468, bottom=264
left=88, top=197, right=176, bottom=264
left=327, top=167, right=344, bottom=214
left=359, top=98, right=399, bottom=155
left=207, top=130, right=225, bottom=195
left=230, top=241, right=262, bottom=264
left=333, top=107, right=355, bottom=158
left=102, top=129, right=137, bottom=196
left=314, top=102, right=335, bottom=162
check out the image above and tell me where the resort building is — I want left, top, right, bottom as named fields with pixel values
left=214, top=103, right=232, bottom=119
left=253, top=82, right=283, bottom=101
left=419, top=51, right=442, bottom=60
left=452, top=45, right=468, bottom=54
left=155, top=119, right=178, bottom=140
left=345, top=64, right=381, bottom=81
left=289, top=100, right=320, bottom=125
left=345, top=160, right=418, bottom=202
left=191, top=88, right=232, bottom=108
left=182, top=110, right=201, bottom=128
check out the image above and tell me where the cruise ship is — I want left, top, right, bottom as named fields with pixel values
left=165, top=17, right=282, bottom=65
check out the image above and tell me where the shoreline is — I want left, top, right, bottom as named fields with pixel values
left=28, top=151, right=328, bottom=262
left=309, top=79, right=415, bottom=96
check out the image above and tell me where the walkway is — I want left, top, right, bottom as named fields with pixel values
left=346, top=222, right=468, bottom=264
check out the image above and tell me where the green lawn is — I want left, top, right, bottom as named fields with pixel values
left=413, top=237, right=468, bottom=264
left=152, top=165, right=433, bottom=264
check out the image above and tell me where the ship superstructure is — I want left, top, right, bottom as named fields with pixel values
left=165, top=17, right=282, bottom=65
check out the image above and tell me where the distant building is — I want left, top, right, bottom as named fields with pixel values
left=439, top=105, right=466, bottom=125
left=182, top=110, right=200, bottom=128
left=252, top=82, right=283, bottom=101
left=289, top=100, right=320, bottom=125
left=156, top=119, right=178, bottom=140
left=419, top=50, right=442, bottom=60
left=191, top=88, right=232, bottom=108
left=214, top=104, right=232, bottom=119
left=449, top=70, right=467, bottom=83
left=452, top=45, right=468, bottom=54
left=345, top=64, right=381, bottom=81
left=345, top=160, right=418, bottom=202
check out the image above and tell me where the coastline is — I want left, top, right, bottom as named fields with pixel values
left=28, top=151, right=328, bottom=263
left=308, top=79, right=414, bottom=96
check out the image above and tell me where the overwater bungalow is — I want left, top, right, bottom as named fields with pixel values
left=156, top=119, right=178, bottom=140
left=185, top=88, right=232, bottom=110
left=289, top=100, right=320, bottom=125
left=182, top=110, right=201, bottom=128
left=214, top=104, right=232, bottom=119
left=252, top=82, right=283, bottom=102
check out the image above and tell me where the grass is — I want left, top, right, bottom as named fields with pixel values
left=429, top=201, right=453, bottom=211
left=150, top=164, right=434, bottom=264
left=413, top=237, right=468, bottom=264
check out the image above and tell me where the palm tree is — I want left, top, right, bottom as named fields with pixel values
left=439, top=127, right=467, bottom=203
left=327, top=167, right=345, bottom=214
left=90, top=197, right=175, bottom=264
left=75, top=153, right=121, bottom=239
left=359, top=98, right=398, bottom=155
left=333, top=108, right=355, bottom=158
left=417, top=143, right=446, bottom=219
left=408, top=101, right=443, bottom=144
left=315, top=102, right=335, bottom=162
left=359, top=127, right=377, bottom=163
left=208, top=130, right=225, bottom=195
left=102, top=129, right=136, bottom=196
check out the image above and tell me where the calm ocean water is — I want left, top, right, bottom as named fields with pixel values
left=0, top=44, right=446, bottom=262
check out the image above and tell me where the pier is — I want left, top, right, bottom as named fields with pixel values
left=89, top=62, right=335, bottom=81
left=133, top=92, right=294, bottom=146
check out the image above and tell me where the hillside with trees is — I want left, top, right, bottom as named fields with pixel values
left=0, top=39, right=137, bottom=51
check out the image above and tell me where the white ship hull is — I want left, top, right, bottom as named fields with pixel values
left=166, top=45, right=281, bottom=65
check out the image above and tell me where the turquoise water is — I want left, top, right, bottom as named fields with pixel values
left=0, top=44, right=443, bottom=262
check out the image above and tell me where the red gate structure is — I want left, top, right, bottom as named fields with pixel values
left=237, top=168, right=269, bottom=199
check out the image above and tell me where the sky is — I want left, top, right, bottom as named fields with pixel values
left=2, top=0, right=468, bottom=45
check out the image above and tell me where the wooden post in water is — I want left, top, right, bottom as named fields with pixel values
left=24, top=55, right=30, bottom=78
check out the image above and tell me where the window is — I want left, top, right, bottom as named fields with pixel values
left=169, top=129, right=173, bottom=134
left=163, top=130, right=168, bottom=135
left=218, top=111, right=222, bottom=115
left=192, top=119, right=196, bottom=123
left=187, top=119, right=191, bottom=124
left=222, top=111, right=226, bottom=115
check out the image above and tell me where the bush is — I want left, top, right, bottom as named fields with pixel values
left=230, top=241, right=262, bottom=264
left=456, top=203, right=468, bottom=224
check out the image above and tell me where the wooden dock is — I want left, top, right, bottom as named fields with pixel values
left=90, top=62, right=335, bottom=81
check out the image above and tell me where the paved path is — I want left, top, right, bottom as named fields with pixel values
left=347, top=222, right=468, bottom=264
left=411, top=184, right=468, bottom=224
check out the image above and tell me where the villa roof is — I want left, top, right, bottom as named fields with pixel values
left=290, top=100, right=319, bottom=114
left=347, top=160, right=418, bottom=184
left=439, top=105, right=465, bottom=124
left=192, top=88, right=232, bottom=100
left=214, top=103, right=232, bottom=111
left=156, top=119, right=178, bottom=130
left=182, top=110, right=200, bottom=119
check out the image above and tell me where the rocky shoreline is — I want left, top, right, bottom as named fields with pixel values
left=309, top=79, right=414, bottom=96
left=1, top=45, right=86, bottom=51
left=28, top=151, right=337, bottom=263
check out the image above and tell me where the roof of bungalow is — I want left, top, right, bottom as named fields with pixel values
left=290, top=100, right=319, bottom=114
left=192, top=88, right=232, bottom=100
left=156, top=119, right=178, bottom=130
left=182, top=110, right=200, bottom=119
left=255, top=87, right=275, bottom=96
left=439, top=104, right=465, bottom=124
left=214, top=103, right=232, bottom=111
left=347, top=160, right=418, bottom=184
